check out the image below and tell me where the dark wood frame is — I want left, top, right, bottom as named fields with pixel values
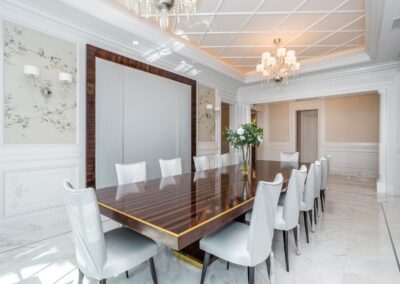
left=86, top=45, right=197, bottom=187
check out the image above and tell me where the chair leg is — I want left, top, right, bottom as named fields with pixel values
left=266, top=255, right=271, bottom=278
left=314, top=201, right=318, bottom=225
left=200, top=252, right=210, bottom=284
left=248, top=266, right=255, bottom=284
left=226, top=261, right=229, bottom=270
left=320, top=191, right=325, bottom=212
left=269, top=251, right=276, bottom=284
left=78, top=269, right=84, bottom=284
left=303, top=211, right=309, bottom=243
left=294, top=224, right=301, bottom=255
left=99, top=280, right=106, bottom=284
left=125, top=270, right=129, bottom=278
left=283, top=230, right=289, bottom=272
left=149, top=257, right=158, bottom=284
left=310, top=210, right=315, bottom=233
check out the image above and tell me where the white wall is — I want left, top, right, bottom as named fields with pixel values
left=0, top=0, right=240, bottom=219
left=239, top=62, right=400, bottom=196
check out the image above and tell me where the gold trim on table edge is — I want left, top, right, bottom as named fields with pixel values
left=172, top=250, right=203, bottom=269
left=98, top=197, right=254, bottom=238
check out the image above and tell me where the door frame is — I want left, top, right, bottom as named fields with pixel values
left=289, top=99, right=322, bottom=161
left=296, top=109, right=319, bottom=162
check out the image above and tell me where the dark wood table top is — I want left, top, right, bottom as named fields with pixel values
left=96, top=160, right=308, bottom=250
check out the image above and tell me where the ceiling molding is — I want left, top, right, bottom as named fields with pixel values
left=365, top=0, right=385, bottom=60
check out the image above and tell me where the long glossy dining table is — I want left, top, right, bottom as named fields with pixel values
left=96, top=160, right=308, bottom=267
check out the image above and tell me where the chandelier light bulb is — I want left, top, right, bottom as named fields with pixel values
left=286, top=50, right=295, bottom=58
left=262, top=52, right=271, bottom=62
left=277, top=47, right=286, bottom=57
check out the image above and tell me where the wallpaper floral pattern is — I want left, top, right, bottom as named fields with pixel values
left=3, top=21, right=77, bottom=144
left=198, top=84, right=216, bottom=142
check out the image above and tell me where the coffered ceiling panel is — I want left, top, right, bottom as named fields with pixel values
left=113, top=0, right=366, bottom=74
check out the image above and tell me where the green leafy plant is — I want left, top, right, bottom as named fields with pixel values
left=224, top=121, right=264, bottom=173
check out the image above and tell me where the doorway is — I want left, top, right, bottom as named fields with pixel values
left=220, top=103, right=230, bottom=154
left=296, top=109, right=318, bottom=163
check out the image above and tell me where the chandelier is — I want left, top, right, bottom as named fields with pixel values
left=123, top=0, right=198, bottom=30
left=256, top=38, right=300, bottom=85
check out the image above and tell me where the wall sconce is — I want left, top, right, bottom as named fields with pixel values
left=23, top=65, right=39, bottom=85
left=206, top=104, right=220, bottom=119
left=59, top=72, right=73, bottom=93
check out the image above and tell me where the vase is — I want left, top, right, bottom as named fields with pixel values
left=240, top=145, right=251, bottom=176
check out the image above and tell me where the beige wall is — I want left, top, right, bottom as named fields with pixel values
left=325, top=93, right=379, bottom=143
left=268, top=102, right=290, bottom=142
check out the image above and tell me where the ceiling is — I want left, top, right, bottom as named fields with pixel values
left=113, top=0, right=366, bottom=75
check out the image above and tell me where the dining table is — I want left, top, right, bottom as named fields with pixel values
left=96, top=160, right=308, bottom=268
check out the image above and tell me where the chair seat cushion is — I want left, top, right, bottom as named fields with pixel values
left=200, top=222, right=252, bottom=266
left=245, top=210, right=252, bottom=222
left=102, top=227, right=158, bottom=278
left=274, top=205, right=286, bottom=230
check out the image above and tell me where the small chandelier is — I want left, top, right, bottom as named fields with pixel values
left=256, top=38, right=300, bottom=85
left=124, top=0, right=198, bottom=30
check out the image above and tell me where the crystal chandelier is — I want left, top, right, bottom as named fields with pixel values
left=256, top=38, right=300, bottom=85
left=124, top=0, right=198, bottom=30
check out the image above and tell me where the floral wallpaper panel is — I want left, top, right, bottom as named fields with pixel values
left=198, top=84, right=216, bottom=142
left=3, top=21, right=77, bottom=144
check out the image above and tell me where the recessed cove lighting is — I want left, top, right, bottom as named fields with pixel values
left=132, top=40, right=139, bottom=45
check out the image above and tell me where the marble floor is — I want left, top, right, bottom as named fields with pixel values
left=0, top=175, right=399, bottom=284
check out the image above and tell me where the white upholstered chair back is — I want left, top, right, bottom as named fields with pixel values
left=193, top=156, right=210, bottom=172
left=115, top=161, right=146, bottom=185
left=63, top=181, right=106, bottom=279
left=280, top=152, right=299, bottom=163
left=314, top=161, right=322, bottom=199
left=320, top=157, right=328, bottom=190
left=302, top=163, right=315, bottom=211
left=159, top=158, right=182, bottom=178
left=283, top=170, right=301, bottom=230
left=247, top=173, right=283, bottom=266
left=217, top=153, right=231, bottom=167
left=297, top=165, right=308, bottom=198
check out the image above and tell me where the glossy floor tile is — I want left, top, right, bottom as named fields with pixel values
left=0, top=175, right=399, bottom=284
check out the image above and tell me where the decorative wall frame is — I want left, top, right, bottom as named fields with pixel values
left=2, top=20, right=77, bottom=144
left=86, top=45, right=196, bottom=188
left=198, top=84, right=217, bottom=142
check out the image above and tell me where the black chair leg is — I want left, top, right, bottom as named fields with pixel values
left=78, top=269, right=84, bottom=284
left=314, top=200, right=318, bottom=225
left=125, top=271, right=129, bottom=278
left=303, top=211, right=309, bottom=243
left=248, top=266, right=255, bottom=284
left=320, top=191, right=325, bottom=212
left=200, top=253, right=210, bottom=284
left=226, top=261, right=229, bottom=270
left=266, top=255, right=271, bottom=278
left=293, top=227, right=298, bottom=246
left=283, top=230, right=289, bottom=272
left=99, top=280, right=106, bottom=284
left=149, top=257, right=158, bottom=284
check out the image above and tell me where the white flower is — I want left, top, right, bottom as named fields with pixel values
left=258, top=136, right=263, bottom=143
left=240, top=135, right=245, bottom=140
left=237, top=127, right=244, bottom=135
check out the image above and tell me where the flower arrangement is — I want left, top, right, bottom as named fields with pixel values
left=224, top=122, right=264, bottom=174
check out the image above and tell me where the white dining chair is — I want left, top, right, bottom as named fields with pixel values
left=115, top=161, right=146, bottom=185
left=280, top=152, right=299, bottom=163
left=313, top=160, right=322, bottom=224
left=217, top=153, right=231, bottom=167
left=193, top=156, right=210, bottom=172
left=320, top=157, right=328, bottom=212
left=272, top=169, right=304, bottom=272
left=200, top=174, right=283, bottom=284
left=159, top=157, right=182, bottom=178
left=300, top=163, right=316, bottom=242
left=63, top=181, right=158, bottom=284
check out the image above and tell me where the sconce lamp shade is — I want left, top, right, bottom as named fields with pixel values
left=206, top=104, right=213, bottom=110
left=23, top=65, right=39, bottom=77
left=58, top=72, right=73, bottom=82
